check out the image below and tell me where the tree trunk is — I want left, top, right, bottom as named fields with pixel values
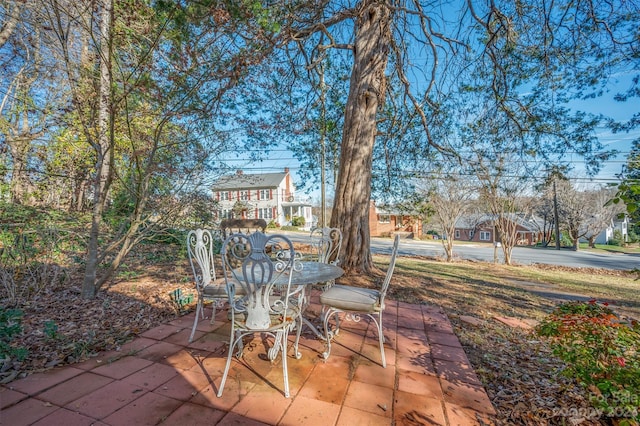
left=82, top=0, right=113, bottom=299
left=331, top=0, right=390, bottom=273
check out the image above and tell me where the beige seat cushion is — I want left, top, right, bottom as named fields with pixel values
left=203, top=278, right=245, bottom=297
left=320, top=285, right=380, bottom=312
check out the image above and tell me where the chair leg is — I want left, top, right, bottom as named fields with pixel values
left=281, top=329, right=290, bottom=398
left=189, top=300, right=202, bottom=343
left=209, top=300, right=217, bottom=324
left=321, top=308, right=340, bottom=360
left=217, top=322, right=239, bottom=397
left=376, top=312, right=386, bottom=368
left=293, top=314, right=303, bottom=359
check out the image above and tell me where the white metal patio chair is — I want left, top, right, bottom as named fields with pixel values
left=186, top=229, right=229, bottom=343
left=309, top=227, right=342, bottom=289
left=217, top=231, right=303, bottom=398
left=320, top=234, right=400, bottom=367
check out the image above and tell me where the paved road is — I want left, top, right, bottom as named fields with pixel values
left=387, top=238, right=639, bottom=271
left=285, top=232, right=639, bottom=271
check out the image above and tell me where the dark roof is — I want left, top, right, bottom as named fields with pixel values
left=212, top=172, right=287, bottom=190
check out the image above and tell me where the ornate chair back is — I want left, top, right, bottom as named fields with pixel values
left=310, top=227, right=342, bottom=265
left=186, top=229, right=223, bottom=342
left=217, top=231, right=301, bottom=397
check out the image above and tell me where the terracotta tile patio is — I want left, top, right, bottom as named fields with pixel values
left=0, top=291, right=496, bottom=425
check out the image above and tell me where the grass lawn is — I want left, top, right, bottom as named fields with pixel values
left=371, top=254, right=639, bottom=425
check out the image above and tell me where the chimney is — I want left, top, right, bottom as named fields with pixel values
left=284, top=167, right=289, bottom=173
left=236, top=170, right=243, bottom=175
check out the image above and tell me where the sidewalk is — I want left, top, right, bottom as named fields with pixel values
left=1, top=290, right=496, bottom=425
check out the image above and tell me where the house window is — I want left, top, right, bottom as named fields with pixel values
left=220, top=191, right=229, bottom=201
left=379, top=215, right=390, bottom=223
left=469, top=230, right=474, bottom=238
left=480, top=231, right=491, bottom=241
left=260, top=189, right=270, bottom=200
left=240, top=190, right=249, bottom=201
left=258, top=208, right=273, bottom=219
left=455, top=230, right=460, bottom=238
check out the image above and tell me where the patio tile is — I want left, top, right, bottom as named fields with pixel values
left=190, top=365, right=260, bottom=411
left=163, top=327, right=202, bottom=345
left=72, top=350, right=125, bottom=371
left=428, top=330, right=465, bottom=348
left=161, top=401, right=227, bottom=425
left=118, top=336, right=159, bottom=354
left=441, top=379, right=496, bottom=415
left=353, top=360, right=396, bottom=389
left=395, top=329, right=431, bottom=356
left=91, top=355, right=154, bottom=379
left=434, top=359, right=483, bottom=387
left=396, top=352, right=436, bottom=375
left=397, top=370, right=443, bottom=398
left=187, top=333, right=227, bottom=352
left=162, top=348, right=211, bottom=371
left=153, top=369, right=212, bottom=401
left=167, top=312, right=197, bottom=328
left=136, top=341, right=184, bottom=363
left=140, top=323, right=185, bottom=341
left=343, top=380, right=394, bottom=418
left=430, top=343, right=470, bottom=364
left=37, top=372, right=113, bottom=406
left=445, top=402, right=498, bottom=425
left=65, top=380, right=146, bottom=419
left=278, top=395, right=341, bottom=426
left=231, top=382, right=292, bottom=424
left=298, top=361, right=350, bottom=404
left=424, top=318, right=455, bottom=334
left=0, top=396, right=60, bottom=425
left=398, top=301, right=423, bottom=311
left=120, top=362, right=180, bottom=390
left=393, top=391, right=447, bottom=425
left=336, top=406, right=390, bottom=426
left=31, top=407, right=109, bottom=426
left=396, top=315, right=425, bottom=330
left=217, top=412, right=271, bottom=425
left=7, top=367, right=84, bottom=395
left=360, top=341, right=395, bottom=367
left=0, top=386, right=27, bottom=409
left=102, top=390, right=183, bottom=426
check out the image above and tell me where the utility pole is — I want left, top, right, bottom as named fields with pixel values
left=319, top=63, right=327, bottom=227
left=553, top=180, right=561, bottom=250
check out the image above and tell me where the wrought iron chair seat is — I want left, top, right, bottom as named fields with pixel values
left=320, top=234, right=400, bottom=367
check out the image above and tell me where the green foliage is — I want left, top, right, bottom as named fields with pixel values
left=266, top=220, right=280, bottom=229
left=609, top=230, right=625, bottom=246
left=0, top=308, right=28, bottom=361
left=537, top=301, right=640, bottom=421
left=291, top=216, right=305, bottom=227
left=43, top=320, right=59, bottom=340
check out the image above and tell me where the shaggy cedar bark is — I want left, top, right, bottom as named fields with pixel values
left=331, top=1, right=391, bottom=273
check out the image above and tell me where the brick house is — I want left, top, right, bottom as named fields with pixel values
left=368, top=201, right=423, bottom=238
left=453, top=214, right=544, bottom=245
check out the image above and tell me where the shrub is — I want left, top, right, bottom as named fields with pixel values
left=291, top=216, right=305, bottom=227
left=0, top=307, right=28, bottom=362
left=537, top=300, right=640, bottom=422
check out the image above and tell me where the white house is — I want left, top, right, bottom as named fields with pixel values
left=593, top=216, right=630, bottom=244
left=211, top=168, right=314, bottom=230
